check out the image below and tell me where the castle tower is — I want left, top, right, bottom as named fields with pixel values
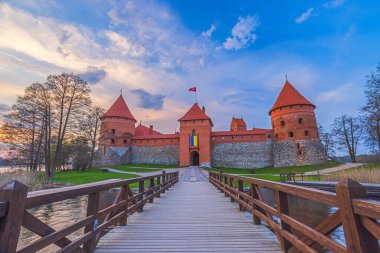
left=230, top=117, right=247, bottom=131
left=99, top=95, right=137, bottom=148
left=270, top=81, right=326, bottom=167
left=178, top=103, right=213, bottom=166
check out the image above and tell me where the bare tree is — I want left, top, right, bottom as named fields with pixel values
left=47, top=73, right=91, bottom=177
left=318, top=123, right=335, bottom=158
left=331, top=115, right=362, bottom=163
left=361, top=62, right=380, bottom=151
left=77, top=105, right=105, bottom=169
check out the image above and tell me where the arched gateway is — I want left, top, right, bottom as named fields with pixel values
left=191, top=151, right=199, bottom=166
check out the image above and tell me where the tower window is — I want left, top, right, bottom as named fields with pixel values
left=112, top=129, right=115, bottom=134
left=298, top=118, right=303, bottom=124
left=111, top=139, right=115, bottom=144
left=305, top=130, right=309, bottom=136
left=192, top=129, right=196, bottom=136
left=288, top=132, right=294, bottom=138
left=280, top=121, right=285, bottom=126
left=123, top=139, right=127, bottom=144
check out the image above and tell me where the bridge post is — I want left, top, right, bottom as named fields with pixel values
left=219, top=172, right=223, bottom=193
left=138, top=180, right=145, bottom=212
left=336, top=179, right=378, bottom=253
left=229, top=178, right=235, bottom=202
left=149, top=178, right=154, bottom=203
left=0, top=181, right=28, bottom=253
left=224, top=176, right=228, bottom=197
left=119, top=185, right=129, bottom=226
left=157, top=176, right=161, bottom=198
left=162, top=171, right=166, bottom=193
left=83, top=192, right=100, bottom=252
left=251, top=184, right=261, bottom=225
left=238, top=180, right=244, bottom=211
left=276, top=191, right=292, bottom=252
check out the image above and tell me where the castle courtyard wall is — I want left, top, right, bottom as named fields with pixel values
left=130, top=145, right=179, bottom=165
left=93, top=147, right=131, bottom=167
left=273, top=139, right=327, bottom=167
left=211, top=140, right=274, bottom=168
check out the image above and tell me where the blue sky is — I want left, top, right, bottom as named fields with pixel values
left=0, top=0, right=379, bottom=153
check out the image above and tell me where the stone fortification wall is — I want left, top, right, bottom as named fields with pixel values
left=130, top=145, right=179, bottom=165
left=93, top=147, right=130, bottom=167
left=273, top=139, right=327, bottom=167
left=211, top=140, right=273, bottom=168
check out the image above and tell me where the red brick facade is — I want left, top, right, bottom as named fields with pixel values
left=99, top=80, right=322, bottom=166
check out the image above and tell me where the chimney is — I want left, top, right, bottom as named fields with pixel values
left=149, top=125, right=153, bottom=135
left=202, top=106, right=205, bottom=113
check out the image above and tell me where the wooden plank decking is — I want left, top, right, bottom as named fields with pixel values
left=95, top=170, right=281, bottom=253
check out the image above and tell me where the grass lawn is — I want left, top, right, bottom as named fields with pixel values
left=109, top=165, right=163, bottom=173
left=53, top=169, right=139, bottom=185
left=314, top=163, right=380, bottom=184
left=116, top=163, right=180, bottom=169
left=209, top=161, right=341, bottom=175
left=242, top=174, right=281, bottom=182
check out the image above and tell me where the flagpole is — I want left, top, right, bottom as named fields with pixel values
left=195, top=91, right=198, bottom=103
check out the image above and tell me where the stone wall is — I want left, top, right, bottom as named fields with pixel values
left=273, top=139, right=327, bottom=167
left=93, top=147, right=130, bottom=167
left=130, top=145, right=179, bottom=165
left=211, top=141, right=273, bottom=168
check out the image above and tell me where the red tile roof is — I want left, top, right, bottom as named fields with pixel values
left=212, top=128, right=272, bottom=136
left=135, top=124, right=162, bottom=136
left=269, top=81, right=315, bottom=114
left=132, top=133, right=180, bottom=140
left=103, top=95, right=136, bottom=121
left=232, top=117, right=246, bottom=127
left=178, top=103, right=213, bottom=126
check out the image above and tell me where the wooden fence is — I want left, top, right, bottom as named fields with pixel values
left=209, top=172, right=380, bottom=253
left=0, top=170, right=179, bottom=253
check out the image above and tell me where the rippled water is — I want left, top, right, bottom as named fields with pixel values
left=17, top=190, right=117, bottom=253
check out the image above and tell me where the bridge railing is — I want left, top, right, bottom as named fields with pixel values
left=209, top=171, right=380, bottom=253
left=0, top=170, right=179, bottom=253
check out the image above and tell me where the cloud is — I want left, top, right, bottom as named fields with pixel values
left=0, top=104, right=11, bottom=115
left=295, top=8, right=314, bottom=24
left=201, top=24, right=216, bottom=39
left=130, top=89, right=166, bottom=110
left=81, top=68, right=106, bottom=84
left=219, top=15, right=259, bottom=50
left=324, top=0, right=345, bottom=8
left=343, top=25, right=356, bottom=41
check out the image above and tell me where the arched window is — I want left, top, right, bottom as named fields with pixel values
left=298, top=118, right=303, bottom=124
left=123, top=139, right=127, bottom=144
left=305, top=130, right=309, bottom=136
left=288, top=132, right=294, bottom=138
left=280, top=121, right=285, bottom=126
left=112, top=129, right=116, bottom=134
left=111, top=139, right=115, bottom=144
left=192, top=129, right=196, bottom=136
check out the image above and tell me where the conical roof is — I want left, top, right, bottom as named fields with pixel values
left=178, top=103, right=213, bottom=125
left=103, top=95, right=136, bottom=121
left=269, top=81, right=315, bottom=114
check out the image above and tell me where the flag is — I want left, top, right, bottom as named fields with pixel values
left=188, top=87, right=196, bottom=92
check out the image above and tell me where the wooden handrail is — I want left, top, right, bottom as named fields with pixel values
left=209, top=172, right=380, bottom=253
left=0, top=170, right=179, bottom=253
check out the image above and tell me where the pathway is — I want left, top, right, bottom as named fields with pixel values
left=304, top=162, right=364, bottom=175
left=104, top=167, right=182, bottom=176
left=95, top=167, right=281, bottom=253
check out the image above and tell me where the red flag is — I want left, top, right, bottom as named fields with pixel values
left=188, top=87, right=196, bottom=92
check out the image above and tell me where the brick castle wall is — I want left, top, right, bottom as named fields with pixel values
left=130, top=145, right=179, bottom=165
left=273, top=139, right=327, bottom=167
left=211, top=140, right=274, bottom=168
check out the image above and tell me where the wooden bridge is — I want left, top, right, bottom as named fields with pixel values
left=0, top=168, right=379, bottom=253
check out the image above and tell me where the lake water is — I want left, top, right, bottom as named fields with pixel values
left=16, top=186, right=346, bottom=252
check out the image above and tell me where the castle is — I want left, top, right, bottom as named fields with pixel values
left=94, top=81, right=327, bottom=168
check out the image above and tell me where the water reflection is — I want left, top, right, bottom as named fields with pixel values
left=17, top=190, right=118, bottom=253
left=259, top=187, right=345, bottom=253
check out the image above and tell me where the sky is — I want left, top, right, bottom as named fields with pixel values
left=0, top=0, right=379, bottom=153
